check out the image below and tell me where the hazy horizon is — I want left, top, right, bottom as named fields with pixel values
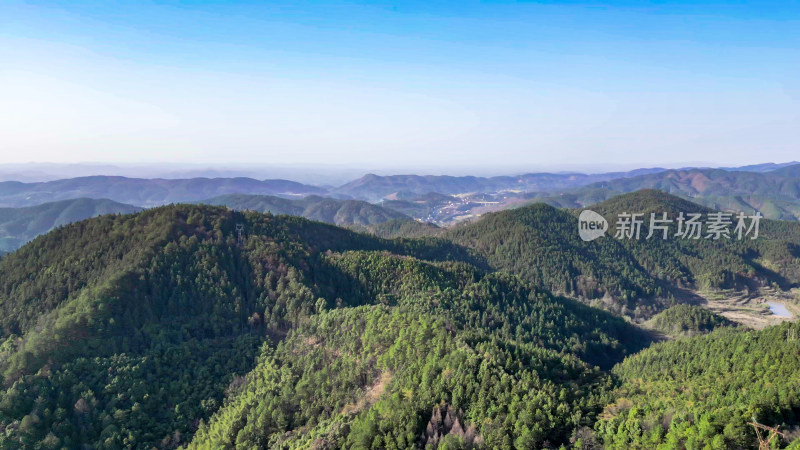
left=0, top=160, right=798, bottom=186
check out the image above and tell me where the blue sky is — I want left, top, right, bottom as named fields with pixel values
left=1, top=1, right=798, bottom=172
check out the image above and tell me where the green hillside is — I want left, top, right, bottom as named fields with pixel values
left=0, top=198, right=141, bottom=252
left=0, top=204, right=647, bottom=449
left=1, top=192, right=799, bottom=449
left=367, top=218, right=442, bottom=239
left=647, top=304, right=735, bottom=337
left=187, top=248, right=649, bottom=448
left=0, top=205, right=406, bottom=448
left=590, top=190, right=800, bottom=291
left=444, top=203, right=662, bottom=317
left=596, top=322, right=800, bottom=449
left=443, top=190, right=800, bottom=319
left=188, top=306, right=612, bottom=449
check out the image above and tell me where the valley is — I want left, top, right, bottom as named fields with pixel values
left=692, top=287, right=799, bottom=330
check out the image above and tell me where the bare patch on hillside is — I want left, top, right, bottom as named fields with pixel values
left=679, top=287, right=799, bottom=330
left=340, top=371, right=392, bottom=415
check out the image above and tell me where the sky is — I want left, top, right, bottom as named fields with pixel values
left=1, top=1, right=798, bottom=173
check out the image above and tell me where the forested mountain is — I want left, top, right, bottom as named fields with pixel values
left=444, top=202, right=662, bottom=317
left=187, top=253, right=649, bottom=449
left=333, top=169, right=666, bottom=202
left=201, top=193, right=410, bottom=226
left=367, top=218, right=443, bottom=239
left=0, top=204, right=649, bottom=448
left=0, top=193, right=412, bottom=254
left=443, top=190, right=800, bottom=319
left=596, top=322, right=800, bottom=449
left=0, top=198, right=141, bottom=252
left=0, top=176, right=324, bottom=208
left=646, top=304, right=735, bottom=337
left=542, top=165, right=800, bottom=221
left=1, top=192, right=799, bottom=448
left=589, top=190, right=800, bottom=290
left=3, top=164, right=799, bottom=224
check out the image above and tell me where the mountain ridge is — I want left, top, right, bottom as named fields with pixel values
left=0, top=194, right=798, bottom=448
left=0, top=203, right=647, bottom=448
left=201, top=193, right=410, bottom=226
left=441, top=189, right=800, bottom=319
left=542, top=165, right=800, bottom=221
left=333, top=168, right=669, bottom=201
left=0, top=198, right=142, bottom=252
left=2, top=164, right=800, bottom=224
left=0, top=175, right=326, bottom=208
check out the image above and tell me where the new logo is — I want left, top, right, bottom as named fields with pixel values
left=578, top=210, right=608, bottom=242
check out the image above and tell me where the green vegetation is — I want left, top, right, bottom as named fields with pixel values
left=322, top=250, right=647, bottom=369
left=590, top=190, right=800, bottom=292
left=366, top=218, right=441, bottom=239
left=647, top=304, right=735, bottom=337
left=1, top=190, right=799, bottom=449
left=596, top=322, right=800, bottom=449
left=0, top=198, right=141, bottom=252
left=442, top=190, right=800, bottom=319
left=444, top=202, right=664, bottom=317
left=0, top=205, right=414, bottom=448
left=188, top=306, right=614, bottom=449
left=0, top=203, right=647, bottom=448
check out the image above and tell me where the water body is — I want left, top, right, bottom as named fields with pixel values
left=767, top=301, right=793, bottom=318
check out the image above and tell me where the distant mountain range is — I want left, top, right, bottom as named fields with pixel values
left=0, top=169, right=671, bottom=210
left=719, top=161, right=800, bottom=173
left=0, top=198, right=141, bottom=252
left=0, top=176, right=325, bottom=208
left=0, top=194, right=410, bottom=253
left=332, top=168, right=667, bottom=201
left=0, top=163, right=799, bottom=254
left=2, top=163, right=799, bottom=209
left=201, top=194, right=410, bottom=226
left=527, top=164, right=800, bottom=221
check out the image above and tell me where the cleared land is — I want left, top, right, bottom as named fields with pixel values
left=691, top=287, right=799, bottom=329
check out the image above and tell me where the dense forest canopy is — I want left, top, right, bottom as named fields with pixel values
left=0, top=204, right=646, bottom=448
left=597, top=322, right=800, bottom=449
left=0, top=190, right=797, bottom=448
left=0, top=198, right=141, bottom=253
left=646, top=304, right=736, bottom=337
left=443, top=190, right=800, bottom=319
